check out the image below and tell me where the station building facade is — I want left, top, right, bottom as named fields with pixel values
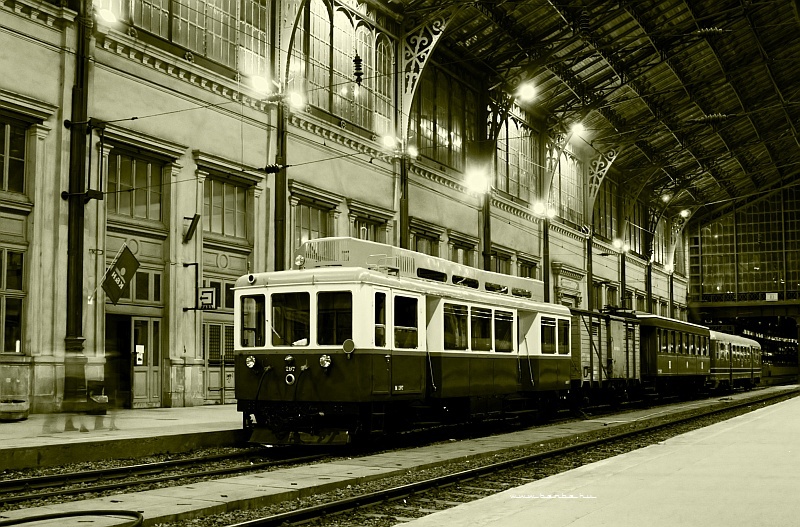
left=1, top=0, right=692, bottom=412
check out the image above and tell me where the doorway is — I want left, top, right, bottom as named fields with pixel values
left=105, top=315, right=162, bottom=408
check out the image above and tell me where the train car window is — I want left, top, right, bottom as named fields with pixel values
left=541, top=317, right=556, bottom=354
left=657, top=328, right=664, bottom=353
left=444, top=303, right=468, bottom=350
left=471, top=307, right=492, bottom=351
left=317, top=291, right=353, bottom=345
left=271, top=292, right=310, bottom=346
left=557, top=319, right=570, bottom=355
left=669, top=331, right=675, bottom=353
left=453, top=275, right=479, bottom=289
left=678, top=333, right=684, bottom=354
left=512, top=287, right=532, bottom=298
left=375, top=292, right=386, bottom=347
left=495, top=310, right=514, bottom=352
left=394, top=296, right=418, bottom=349
left=417, top=268, right=447, bottom=282
left=241, top=295, right=266, bottom=347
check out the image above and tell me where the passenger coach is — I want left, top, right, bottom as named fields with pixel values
left=234, top=237, right=572, bottom=445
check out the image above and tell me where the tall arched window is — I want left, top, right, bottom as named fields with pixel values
left=353, top=25, right=374, bottom=129
left=332, top=10, right=354, bottom=118
left=309, top=0, right=331, bottom=111
left=374, top=35, right=394, bottom=138
left=435, top=71, right=450, bottom=165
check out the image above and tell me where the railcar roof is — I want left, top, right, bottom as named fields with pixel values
left=709, top=330, right=761, bottom=348
left=636, top=313, right=710, bottom=333
left=234, top=266, right=572, bottom=316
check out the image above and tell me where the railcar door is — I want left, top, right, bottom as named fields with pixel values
left=390, top=292, right=425, bottom=396
left=371, top=289, right=391, bottom=395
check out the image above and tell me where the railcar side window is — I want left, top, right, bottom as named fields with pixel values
left=394, top=295, right=418, bottom=349
left=471, top=307, right=492, bottom=351
left=444, top=303, right=468, bottom=350
left=241, top=295, right=266, bottom=347
left=375, top=292, right=386, bottom=347
left=541, top=317, right=556, bottom=354
left=317, top=291, right=352, bottom=345
left=557, top=319, right=570, bottom=355
left=272, top=292, right=310, bottom=346
left=495, top=310, right=514, bottom=353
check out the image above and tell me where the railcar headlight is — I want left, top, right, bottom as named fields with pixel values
left=245, top=355, right=257, bottom=369
left=319, top=354, right=332, bottom=369
left=294, top=254, right=306, bottom=268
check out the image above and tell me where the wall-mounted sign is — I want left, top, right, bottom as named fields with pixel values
left=199, top=287, right=217, bottom=309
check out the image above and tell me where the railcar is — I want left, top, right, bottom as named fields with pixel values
left=570, top=308, right=640, bottom=403
left=709, top=331, right=761, bottom=390
left=637, top=315, right=711, bottom=394
left=234, top=237, right=572, bottom=445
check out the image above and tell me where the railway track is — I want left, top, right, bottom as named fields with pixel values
left=217, top=389, right=797, bottom=527
left=0, top=450, right=325, bottom=508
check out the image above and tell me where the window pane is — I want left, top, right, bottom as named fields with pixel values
left=224, top=184, right=235, bottom=236
left=394, top=296, right=418, bottom=349
left=4, top=297, right=23, bottom=353
left=471, top=307, right=492, bottom=351
left=541, top=317, right=556, bottom=354
left=272, top=292, right=309, bottom=346
left=375, top=292, right=386, bottom=347
left=119, top=155, right=132, bottom=216
left=444, top=303, right=468, bottom=350
left=495, top=310, right=514, bottom=352
left=152, top=320, right=160, bottom=363
left=236, top=186, right=246, bottom=237
left=135, top=271, right=149, bottom=301
left=241, top=295, right=265, bottom=347
left=558, top=319, right=570, bottom=355
left=225, top=282, right=234, bottom=309
left=6, top=251, right=23, bottom=290
left=317, top=291, right=352, bottom=345
left=153, top=273, right=161, bottom=302
left=150, top=165, right=162, bottom=220
left=209, top=323, right=222, bottom=362
left=7, top=124, right=25, bottom=193
left=134, top=160, right=148, bottom=218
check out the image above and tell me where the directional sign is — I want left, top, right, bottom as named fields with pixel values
left=198, top=287, right=217, bottom=309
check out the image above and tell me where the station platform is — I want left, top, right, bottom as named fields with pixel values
left=396, top=390, right=800, bottom=527
left=0, top=404, right=244, bottom=470
left=1, top=386, right=796, bottom=527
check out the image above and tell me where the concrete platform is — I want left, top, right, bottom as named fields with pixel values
left=395, top=389, right=800, bottom=527
left=0, top=404, right=244, bottom=470
left=1, top=386, right=795, bottom=527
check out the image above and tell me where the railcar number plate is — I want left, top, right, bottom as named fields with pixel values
left=394, top=385, right=404, bottom=391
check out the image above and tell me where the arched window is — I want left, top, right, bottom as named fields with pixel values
left=353, top=25, right=374, bottom=129
left=332, top=10, right=354, bottom=118
left=374, top=35, right=394, bottom=138
left=309, top=0, right=331, bottom=111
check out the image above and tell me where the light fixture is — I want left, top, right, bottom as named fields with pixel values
left=319, top=354, right=332, bottom=369
left=251, top=76, right=271, bottom=94
left=406, top=145, right=419, bottom=159
left=96, top=8, right=116, bottom=23
left=680, top=209, right=691, bottom=218
left=286, top=91, right=305, bottom=110
left=465, top=169, right=490, bottom=193
left=517, top=83, right=536, bottom=102
left=533, top=202, right=546, bottom=216
left=570, top=122, right=585, bottom=136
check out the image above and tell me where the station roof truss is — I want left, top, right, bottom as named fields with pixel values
left=389, top=0, right=800, bottom=224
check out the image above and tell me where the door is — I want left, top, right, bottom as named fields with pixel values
left=132, top=317, right=162, bottom=408
left=205, top=323, right=235, bottom=403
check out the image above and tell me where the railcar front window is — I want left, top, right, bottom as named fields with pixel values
left=541, top=317, right=556, bottom=354
left=241, top=295, right=265, bottom=347
left=444, top=303, right=468, bottom=350
left=318, top=291, right=352, bottom=345
left=558, top=319, right=570, bottom=354
left=471, top=307, right=492, bottom=351
left=272, top=292, right=310, bottom=346
left=394, top=295, right=418, bottom=349
left=495, top=310, right=514, bottom=352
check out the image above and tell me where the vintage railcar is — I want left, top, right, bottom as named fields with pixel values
left=570, top=308, right=640, bottom=403
left=709, top=330, right=762, bottom=390
left=234, top=237, right=572, bottom=445
left=637, top=314, right=711, bottom=393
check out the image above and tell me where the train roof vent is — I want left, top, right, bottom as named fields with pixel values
left=367, top=254, right=400, bottom=276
